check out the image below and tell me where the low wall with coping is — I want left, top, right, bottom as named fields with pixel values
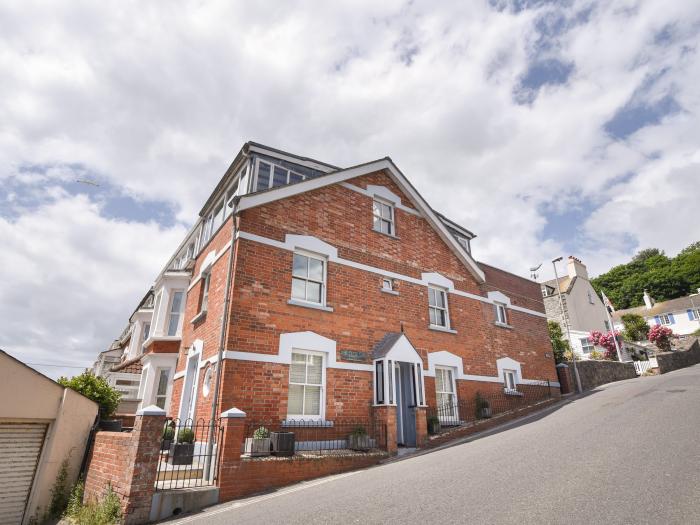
left=83, top=408, right=165, bottom=525
left=565, top=359, right=636, bottom=391
left=657, top=339, right=700, bottom=374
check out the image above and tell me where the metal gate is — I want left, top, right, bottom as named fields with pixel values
left=0, top=422, right=48, bottom=525
left=155, top=418, right=223, bottom=491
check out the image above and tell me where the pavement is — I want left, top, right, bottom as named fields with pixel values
left=165, top=365, right=700, bottom=524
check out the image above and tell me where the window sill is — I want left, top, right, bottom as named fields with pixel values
left=190, top=310, right=207, bottom=324
left=372, top=228, right=400, bottom=240
left=494, top=322, right=513, bottom=329
left=504, top=389, right=524, bottom=397
left=380, top=288, right=399, bottom=296
left=287, top=299, right=334, bottom=312
left=282, top=419, right=333, bottom=428
left=429, top=325, right=457, bottom=334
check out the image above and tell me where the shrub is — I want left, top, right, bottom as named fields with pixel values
left=648, top=324, right=673, bottom=352
left=162, top=425, right=175, bottom=441
left=177, top=428, right=195, bottom=443
left=350, top=426, right=367, bottom=437
left=64, top=481, right=121, bottom=525
left=57, top=371, right=121, bottom=419
left=548, top=321, right=570, bottom=364
left=588, top=331, right=621, bottom=360
left=252, top=426, right=269, bottom=439
left=48, top=457, right=71, bottom=519
left=621, top=313, right=649, bottom=341
left=588, top=349, right=603, bottom=360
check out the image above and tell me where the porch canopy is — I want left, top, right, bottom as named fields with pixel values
left=372, top=333, right=426, bottom=407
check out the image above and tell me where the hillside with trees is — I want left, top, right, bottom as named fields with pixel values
left=590, top=242, right=700, bottom=310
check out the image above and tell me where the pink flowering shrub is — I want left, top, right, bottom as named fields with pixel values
left=648, top=324, right=673, bottom=352
left=588, top=330, right=621, bottom=361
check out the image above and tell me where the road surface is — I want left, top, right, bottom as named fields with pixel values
left=169, top=365, right=700, bottom=524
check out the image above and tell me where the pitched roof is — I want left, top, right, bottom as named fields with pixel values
left=371, top=333, right=404, bottom=360
left=110, top=355, right=143, bottom=374
left=237, top=157, right=486, bottom=283
left=613, top=294, right=700, bottom=321
left=541, top=276, right=575, bottom=294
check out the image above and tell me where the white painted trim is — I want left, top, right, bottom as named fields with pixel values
left=248, top=144, right=336, bottom=173
left=422, top=272, right=455, bottom=291
left=220, top=407, right=246, bottom=418
left=237, top=230, right=547, bottom=319
left=236, top=158, right=485, bottom=283
left=341, top=182, right=421, bottom=217
left=496, top=357, right=522, bottom=385
left=136, top=405, right=166, bottom=416
left=487, top=290, right=511, bottom=307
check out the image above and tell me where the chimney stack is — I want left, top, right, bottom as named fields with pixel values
left=567, top=256, right=589, bottom=280
left=643, top=289, right=654, bottom=310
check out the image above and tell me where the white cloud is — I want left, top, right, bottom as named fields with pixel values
left=1, top=0, right=699, bottom=371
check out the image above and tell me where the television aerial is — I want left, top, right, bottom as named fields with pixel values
left=529, top=263, right=542, bottom=280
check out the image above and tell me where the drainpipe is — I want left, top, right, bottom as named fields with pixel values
left=203, top=169, right=246, bottom=480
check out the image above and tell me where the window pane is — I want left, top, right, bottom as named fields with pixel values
left=435, top=369, right=445, bottom=392
left=273, top=165, right=288, bottom=187
left=290, top=354, right=307, bottom=383
left=428, top=288, right=436, bottom=307
left=157, top=369, right=169, bottom=396
left=436, top=309, right=446, bottom=326
left=429, top=308, right=437, bottom=326
left=256, top=162, right=271, bottom=191
left=307, top=355, right=323, bottom=384
left=167, top=313, right=180, bottom=336
left=373, top=215, right=382, bottom=231
left=288, top=385, right=304, bottom=414
left=435, top=290, right=445, bottom=308
left=373, top=201, right=381, bottom=216
left=171, top=291, right=183, bottom=314
left=156, top=396, right=166, bottom=409
left=292, top=278, right=306, bottom=301
left=304, top=386, right=321, bottom=415
left=308, top=258, right=323, bottom=281
left=381, top=220, right=391, bottom=234
left=307, top=281, right=322, bottom=303
left=290, top=172, right=304, bottom=184
left=143, top=323, right=150, bottom=341
left=293, top=254, right=308, bottom=277
left=381, top=203, right=391, bottom=219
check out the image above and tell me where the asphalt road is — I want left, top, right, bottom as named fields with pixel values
left=170, top=365, right=700, bottom=525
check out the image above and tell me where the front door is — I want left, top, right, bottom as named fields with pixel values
left=179, top=353, right=199, bottom=422
left=395, top=362, right=417, bottom=447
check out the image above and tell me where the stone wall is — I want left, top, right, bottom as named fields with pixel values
left=657, top=339, right=700, bottom=374
left=566, top=359, right=636, bottom=391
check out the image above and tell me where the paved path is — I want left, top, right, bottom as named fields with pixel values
left=169, top=366, right=700, bottom=524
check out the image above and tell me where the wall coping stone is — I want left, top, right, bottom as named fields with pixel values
left=221, top=407, right=247, bottom=418
left=136, top=405, right=167, bottom=416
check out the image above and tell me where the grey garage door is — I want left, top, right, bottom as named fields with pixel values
left=0, top=422, right=48, bottom=525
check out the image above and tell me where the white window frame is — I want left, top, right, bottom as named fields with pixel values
left=580, top=337, right=594, bottom=354
left=428, top=286, right=450, bottom=329
left=166, top=290, right=185, bottom=337
left=254, top=158, right=307, bottom=192
left=372, top=198, right=395, bottom=236
left=503, top=369, right=517, bottom=392
left=154, top=367, right=171, bottom=410
left=199, top=272, right=211, bottom=314
left=382, top=278, right=394, bottom=291
left=291, top=250, right=327, bottom=306
left=495, top=303, right=508, bottom=325
left=659, top=314, right=671, bottom=325
left=287, top=349, right=326, bottom=421
left=692, top=309, right=700, bottom=321
left=435, top=366, right=458, bottom=422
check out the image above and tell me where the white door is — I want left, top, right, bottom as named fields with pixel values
left=0, top=422, right=48, bottom=525
left=179, top=354, right=200, bottom=422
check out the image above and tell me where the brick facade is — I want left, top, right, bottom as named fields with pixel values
left=170, top=168, right=557, bottom=435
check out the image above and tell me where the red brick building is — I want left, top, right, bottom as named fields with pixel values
left=116, top=142, right=558, bottom=451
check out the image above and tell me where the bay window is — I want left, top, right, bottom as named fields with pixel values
left=166, top=291, right=184, bottom=336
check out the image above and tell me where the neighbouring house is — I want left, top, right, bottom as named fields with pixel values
left=613, top=289, right=700, bottom=337
left=0, top=350, right=98, bottom=525
left=541, top=257, right=613, bottom=359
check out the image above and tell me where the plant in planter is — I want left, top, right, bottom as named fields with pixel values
left=161, top=424, right=175, bottom=451
left=244, top=426, right=271, bottom=457
left=475, top=392, right=492, bottom=419
left=169, top=428, right=195, bottom=465
left=427, top=415, right=441, bottom=435
left=58, top=371, right=122, bottom=431
left=270, top=431, right=295, bottom=457
left=348, top=426, right=371, bottom=451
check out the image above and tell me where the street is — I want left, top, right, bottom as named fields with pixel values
left=170, top=365, right=700, bottom=525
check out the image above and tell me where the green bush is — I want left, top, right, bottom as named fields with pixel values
left=162, top=425, right=175, bottom=441
left=350, top=426, right=367, bottom=437
left=177, top=427, right=195, bottom=443
left=64, top=481, right=121, bottom=525
left=252, top=426, right=270, bottom=439
left=57, top=371, right=121, bottom=419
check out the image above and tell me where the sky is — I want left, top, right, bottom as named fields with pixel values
left=1, top=0, right=699, bottom=378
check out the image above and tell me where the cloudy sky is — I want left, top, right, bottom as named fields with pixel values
left=1, top=0, right=699, bottom=378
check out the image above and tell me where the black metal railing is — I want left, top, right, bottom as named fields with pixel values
left=242, top=419, right=387, bottom=457
left=155, top=418, right=223, bottom=490
left=427, top=380, right=552, bottom=430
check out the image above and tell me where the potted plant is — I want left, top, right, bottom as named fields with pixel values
left=58, top=371, right=122, bottom=432
left=169, top=428, right=195, bottom=465
left=244, top=426, right=271, bottom=457
left=348, top=426, right=371, bottom=451
left=161, top=424, right=175, bottom=451
left=270, top=431, right=295, bottom=457
left=427, top=415, right=441, bottom=435
left=475, top=392, right=492, bottom=419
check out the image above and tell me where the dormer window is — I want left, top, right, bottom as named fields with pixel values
left=373, top=199, right=394, bottom=235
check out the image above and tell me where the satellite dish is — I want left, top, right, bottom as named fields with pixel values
left=529, top=263, right=542, bottom=272
left=529, top=263, right=542, bottom=280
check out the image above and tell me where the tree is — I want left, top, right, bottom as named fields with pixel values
left=58, top=371, right=121, bottom=419
left=591, top=242, right=699, bottom=309
left=621, top=313, right=649, bottom=342
left=548, top=320, right=569, bottom=364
